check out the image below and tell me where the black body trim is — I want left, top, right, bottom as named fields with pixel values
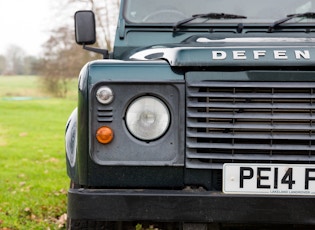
left=68, top=188, right=315, bottom=225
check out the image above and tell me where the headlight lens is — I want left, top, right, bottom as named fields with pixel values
left=125, top=96, right=170, bottom=141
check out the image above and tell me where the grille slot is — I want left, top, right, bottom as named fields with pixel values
left=186, top=81, right=315, bottom=169
left=97, top=107, right=113, bottom=122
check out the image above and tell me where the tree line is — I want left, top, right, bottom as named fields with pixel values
left=1, top=0, right=119, bottom=97
left=0, top=45, right=39, bottom=76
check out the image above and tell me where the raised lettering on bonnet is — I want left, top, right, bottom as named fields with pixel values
left=212, top=50, right=311, bottom=60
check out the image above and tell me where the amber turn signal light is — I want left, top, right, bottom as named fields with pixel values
left=96, top=126, right=114, bottom=144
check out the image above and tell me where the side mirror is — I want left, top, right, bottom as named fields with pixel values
left=74, top=10, right=96, bottom=45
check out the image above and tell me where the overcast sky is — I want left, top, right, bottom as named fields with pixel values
left=0, top=0, right=54, bottom=56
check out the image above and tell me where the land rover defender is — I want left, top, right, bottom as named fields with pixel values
left=66, top=0, right=315, bottom=229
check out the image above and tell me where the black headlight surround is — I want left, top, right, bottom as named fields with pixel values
left=89, top=81, right=185, bottom=166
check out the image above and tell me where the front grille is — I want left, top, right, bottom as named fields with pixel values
left=186, top=81, right=315, bottom=169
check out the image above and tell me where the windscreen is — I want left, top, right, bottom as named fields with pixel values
left=124, top=0, right=315, bottom=24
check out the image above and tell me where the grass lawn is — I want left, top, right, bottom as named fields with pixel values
left=0, top=76, right=77, bottom=229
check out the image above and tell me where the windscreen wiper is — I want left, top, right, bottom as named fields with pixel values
left=173, top=13, right=247, bottom=31
left=268, top=12, right=315, bottom=32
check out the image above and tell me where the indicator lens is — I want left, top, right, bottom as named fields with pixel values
left=96, top=126, right=114, bottom=144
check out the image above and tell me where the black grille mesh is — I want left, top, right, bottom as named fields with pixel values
left=186, top=81, right=315, bottom=169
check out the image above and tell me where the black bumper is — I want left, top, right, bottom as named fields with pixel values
left=68, top=188, right=315, bottom=225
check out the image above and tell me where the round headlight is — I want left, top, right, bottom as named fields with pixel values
left=96, top=86, right=114, bottom=104
left=125, top=96, right=170, bottom=141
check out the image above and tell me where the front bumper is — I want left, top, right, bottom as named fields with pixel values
left=68, top=188, right=315, bottom=225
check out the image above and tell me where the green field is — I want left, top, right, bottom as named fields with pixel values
left=0, top=76, right=77, bottom=229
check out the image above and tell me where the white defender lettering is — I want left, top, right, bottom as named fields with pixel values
left=274, top=50, right=288, bottom=59
left=253, top=50, right=266, bottom=59
left=211, top=49, right=313, bottom=61
left=233, top=51, right=246, bottom=60
left=295, top=50, right=310, bottom=59
left=212, top=51, right=227, bottom=60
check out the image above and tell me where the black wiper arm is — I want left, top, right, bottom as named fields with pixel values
left=173, top=13, right=247, bottom=31
left=268, top=12, right=315, bottom=32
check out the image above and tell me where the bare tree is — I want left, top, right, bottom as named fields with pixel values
left=66, top=0, right=120, bottom=51
left=39, top=0, right=120, bottom=97
left=40, top=27, right=97, bottom=97
left=0, top=55, right=6, bottom=75
left=23, top=56, right=39, bottom=76
left=4, top=45, right=26, bottom=75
